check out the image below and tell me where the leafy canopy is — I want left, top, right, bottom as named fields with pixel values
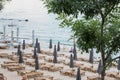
left=44, top=0, right=120, bottom=18
left=43, top=0, right=120, bottom=80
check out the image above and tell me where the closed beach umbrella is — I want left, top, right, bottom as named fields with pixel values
left=32, top=30, right=35, bottom=47
left=53, top=45, right=57, bottom=64
left=11, top=30, right=14, bottom=47
left=3, top=26, right=6, bottom=39
left=19, top=51, right=24, bottom=64
left=76, top=67, right=81, bottom=80
left=22, top=40, right=25, bottom=50
left=49, top=39, right=52, bottom=49
left=70, top=54, right=74, bottom=68
left=16, top=27, right=19, bottom=42
left=17, top=44, right=21, bottom=56
left=37, top=43, right=41, bottom=53
left=117, top=58, right=120, bottom=74
left=35, top=38, right=38, bottom=48
left=35, top=55, right=39, bottom=70
left=97, top=60, right=102, bottom=75
left=57, top=41, right=60, bottom=51
left=73, top=43, right=77, bottom=60
left=89, top=48, right=94, bottom=66
left=33, top=47, right=37, bottom=58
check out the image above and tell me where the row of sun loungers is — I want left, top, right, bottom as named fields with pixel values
left=45, top=57, right=64, bottom=63
left=1, top=63, right=19, bottom=69
left=40, top=50, right=65, bottom=57
left=87, top=71, right=120, bottom=80
left=41, top=64, right=63, bottom=72
left=25, top=61, right=46, bottom=67
left=87, top=75, right=116, bottom=80
left=17, top=69, right=62, bottom=80
left=0, top=53, right=10, bottom=58
left=60, top=68, right=85, bottom=77
left=63, top=60, right=98, bottom=73
left=17, top=70, right=43, bottom=79
left=7, top=65, right=25, bottom=71
left=34, top=75, right=62, bottom=80
left=1, top=61, right=25, bottom=71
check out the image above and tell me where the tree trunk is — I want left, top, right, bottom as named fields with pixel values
left=100, top=14, right=105, bottom=80
left=101, top=64, right=105, bottom=80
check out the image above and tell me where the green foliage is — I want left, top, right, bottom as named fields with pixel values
left=0, top=0, right=11, bottom=11
left=73, top=19, right=101, bottom=52
left=43, top=0, right=120, bottom=79
left=44, top=0, right=120, bottom=18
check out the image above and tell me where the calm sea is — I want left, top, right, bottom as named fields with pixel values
left=0, top=0, right=73, bottom=46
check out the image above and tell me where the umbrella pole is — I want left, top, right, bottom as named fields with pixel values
left=92, top=63, right=93, bottom=68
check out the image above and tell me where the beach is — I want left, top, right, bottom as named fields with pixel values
left=0, top=42, right=119, bottom=80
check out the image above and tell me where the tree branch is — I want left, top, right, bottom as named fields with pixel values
left=104, top=3, right=116, bottom=18
left=105, top=49, right=112, bottom=61
left=105, top=56, right=120, bottom=68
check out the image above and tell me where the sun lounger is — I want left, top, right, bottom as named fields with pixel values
left=87, top=75, right=100, bottom=80
left=25, top=61, right=46, bottom=67
left=25, top=61, right=34, bottom=65
left=34, top=77, right=50, bottom=80
left=106, top=71, right=118, bottom=78
left=26, top=71, right=43, bottom=79
left=17, top=70, right=35, bottom=75
left=7, top=65, right=25, bottom=71
left=104, top=77, right=115, bottom=80
left=0, top=53, right=9, bottom=58
left=48, top=66, right=63, bottom=72
left=1, top=63, right=19, bottom=69
left=45, top=57, right=64, bottom=63
left=74, top=62, right=84, bottom=67
left=34, top=75, right=54, bottom=80
left=23, top=53, right=32, bottom=58
left=4, top=61, right=18, bottom=64
left=83, top=65, right=93, bottom=71
left=41, top=64, right=54, bottom=70
left=9, top=56, right=27, bottom=61
left=65, top=70, right=74, bottom=76
left=35, top=76, right=62, bottom=80
left=60, top=68, right=84, bottom=77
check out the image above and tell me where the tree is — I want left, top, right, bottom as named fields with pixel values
left=0, top=0, right=11, bottom=11
left=43, top=0, right=120, bottom=80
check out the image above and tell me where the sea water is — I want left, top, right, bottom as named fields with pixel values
left=0, top=0, right=72, bottom=47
